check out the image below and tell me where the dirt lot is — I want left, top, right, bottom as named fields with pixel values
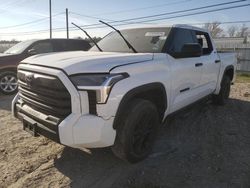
left=0, top=83, right=250, bottom=188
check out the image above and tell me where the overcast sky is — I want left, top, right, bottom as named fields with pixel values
left=0, top=0, right=249, bottom=41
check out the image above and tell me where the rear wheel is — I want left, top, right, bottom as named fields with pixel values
left=212, top=75, right=231, bottom=105
left=112, top=99, right=160, bottom=163
left=0, top=71, right=18, bottom=95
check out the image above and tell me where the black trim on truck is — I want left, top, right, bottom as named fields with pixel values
left=87, top=91, right=97, bottom=115
left=113, top=82, right=167, bottom=129
left=16, top=103, right=60, bottom=143
left=109, top=59, right=153, bottom=72
left=15, top=69, right=72, bottom=143
left=223, top=65, right=235, bottom=81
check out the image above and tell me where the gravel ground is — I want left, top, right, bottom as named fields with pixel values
left=0, top=83, right=250, bottom=188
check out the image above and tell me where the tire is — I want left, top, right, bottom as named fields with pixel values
left=112, top=99, right=160, bottom=163
left=0, top=71, right=18, bottom=95
left=212, top=75, right=231, bottom=105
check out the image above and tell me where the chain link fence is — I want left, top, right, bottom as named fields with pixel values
left=218, top=47, right=250, bottom=72
left=236, top=48, right=250, bottom=72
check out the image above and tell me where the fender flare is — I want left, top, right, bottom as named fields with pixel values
left=0, top=67, right=17, bottom=77
left=222, top=65, right=234, bottom=80
left=113, top=82, right=167, bottom=129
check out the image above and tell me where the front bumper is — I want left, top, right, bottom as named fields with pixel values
left=12, top=64, right=116, bottom=149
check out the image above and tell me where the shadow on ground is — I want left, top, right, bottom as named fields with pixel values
left=0, top=94, right=14, bottom=111
left=54, top=98, right=250, bottom=188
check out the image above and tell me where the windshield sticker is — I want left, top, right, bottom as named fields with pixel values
left=145, top=32, right=165, bottom=37
left=159, top=36, right=167, bottom=40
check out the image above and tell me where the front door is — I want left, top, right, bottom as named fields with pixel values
left=167, top=28, right=204, bottom=113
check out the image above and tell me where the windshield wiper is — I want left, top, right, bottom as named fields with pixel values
left=99, top=20, right=137, bottom=53
left=71, top=22, right=103, bottom=52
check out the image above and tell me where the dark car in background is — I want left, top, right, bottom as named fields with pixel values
left=0, top=38, right=91, bottom=94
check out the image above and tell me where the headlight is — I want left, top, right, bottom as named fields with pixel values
left=70, top=73, right=129, bottom=104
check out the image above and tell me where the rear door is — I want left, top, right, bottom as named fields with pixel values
left=193, top=31, right=220, bottom=95
left=168, top=28, right=204, bottom=112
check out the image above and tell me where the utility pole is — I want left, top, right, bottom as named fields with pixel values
left=49, top=0, right=52, bottom=38
left=66, top=8, right=69, bottom=39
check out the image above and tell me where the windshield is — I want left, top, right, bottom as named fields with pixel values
left=89, top=27, right=171, bottom=53
left=4, top=40, right=35, bottom=54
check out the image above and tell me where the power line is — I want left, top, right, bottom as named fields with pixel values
left=2, top=19, right=250, bottom=37
left=126, top=3, right=250, bottom=24
left=70, top=11, right=156, bottom=25
left=91, top=0, right=193, bottom=16
left=0, top=12, right=64, bottom=29
left=0, top=2, right=250, bottom=36
left=100, top=0, right=248, bottom=24
left=187, top=20, right=250, bottom=26
left=70, top=12, right=114, bottom=21
left=0, top=0, right=25, bottom=10
left=60, top=0, right=250, bottom=30
left=65, top=3, right=250, bottom=30
left=0, top=18, right=48, bottom=29
left=0, top=0, right=39, bottom=15
left=1, top=0, right=245, bottom=31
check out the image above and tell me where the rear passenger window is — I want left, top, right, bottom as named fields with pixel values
left=55, top=40, right=68, bottom=52
left=67, top=40, right=81, bottom=51
left=67, top=40, right=90, bottom=51
left=194, top=32, right=213, bottom=55
left=32, top=42, right=53, bottom=54
left=170, top=28, right=196, bottom=53
left=52, top=40, right=90, bottom=52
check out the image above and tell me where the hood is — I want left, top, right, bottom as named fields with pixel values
left=22, top=51, right=153, bottom=75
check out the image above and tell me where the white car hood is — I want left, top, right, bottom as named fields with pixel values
left=22, top=51, right=153, bottom=75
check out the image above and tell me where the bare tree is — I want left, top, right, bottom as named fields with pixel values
left=227, top=25, right=238, bottom=37
left=236, top=24, right=249, bottom=37
left=203, top=22, right=223, bottom=37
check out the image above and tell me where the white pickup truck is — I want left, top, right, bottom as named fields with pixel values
left=12, top=24, right=236, bottom=163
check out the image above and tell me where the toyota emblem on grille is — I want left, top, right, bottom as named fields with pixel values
left=25, top=74, right=34, bottom=87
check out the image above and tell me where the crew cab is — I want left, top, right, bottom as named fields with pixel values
left=0, top=39, right=90, bottom=94
left=12, top=25, right=236, bottom=163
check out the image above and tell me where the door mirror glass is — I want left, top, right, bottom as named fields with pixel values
left=181, top=43, right=202, bottom=57
left=172, top=43, right=202, bottom=58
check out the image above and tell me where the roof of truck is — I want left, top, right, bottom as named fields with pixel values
left=173, top=24, right=208, bottom=32
left=121, top=24, right=209, bottom=33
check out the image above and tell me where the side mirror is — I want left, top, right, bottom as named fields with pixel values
left=27, top=49, right=37, bottom=56
left=181, top=43, right=202, bottom=58
left=172, top=43, right=202, bottom=58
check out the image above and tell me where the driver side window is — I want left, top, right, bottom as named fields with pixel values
left=170, top=28, right=196, bottom=53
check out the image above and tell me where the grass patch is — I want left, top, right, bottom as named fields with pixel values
left=236, top=73, right=250, bottom=83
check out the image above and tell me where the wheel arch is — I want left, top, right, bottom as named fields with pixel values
left=0, top=67, right=17, bottom=76
left=223, top=65, right=234, bottom=81
left=113, top=82, right=168, bottom=130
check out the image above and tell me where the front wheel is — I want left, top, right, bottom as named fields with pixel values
left=212, top=75, right=231, bottom=105
left=0, top=71, right=18, bottom=95
left=112, top=99, right=160, bottom=163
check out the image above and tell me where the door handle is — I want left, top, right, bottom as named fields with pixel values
left=215, top=60, right=221, bottom=63
left=180, top=87, right=190, bottom=93
left=195, top=63, right=203, bottom=67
